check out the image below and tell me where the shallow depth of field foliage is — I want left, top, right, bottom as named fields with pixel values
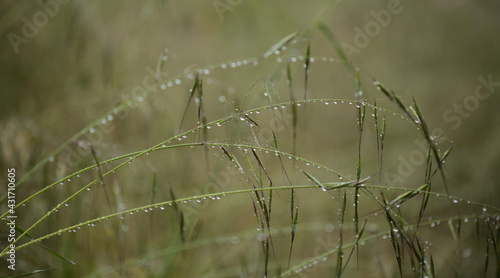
left=1, top=1, right=500, bottom=277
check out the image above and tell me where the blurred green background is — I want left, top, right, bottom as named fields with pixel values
left=1, top=0, right=499, bottom=277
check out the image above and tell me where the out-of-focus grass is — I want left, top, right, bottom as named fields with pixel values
left=1, top=1, right=499, bottom=277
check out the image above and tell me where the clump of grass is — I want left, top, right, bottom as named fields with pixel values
left=1, top=13, right=500, bottom=278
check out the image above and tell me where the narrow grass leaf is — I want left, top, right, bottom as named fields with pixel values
left=221, top=146, right=244, bottom=173
left=261, top=31, right=298, bottom=59
left=336, top=191, right=347, bottom=278
left=413, top=96, right=449, bottom=194
left=179, top=73, right=200, bottom=131
left=343, top=218, right=367, bottom=272
left=373, top=101, right=380, bottom=158
left=302, top=170, right=327, bottom=192
left=252, top=201, right=265, bottom=234
left=485, top=227, right=490, bottom=277
left=381, top=193, right=403, bottom=277
left=179, top=210, right=185, bottom=244
left=6, top=269, right=57, bottom=277
left=425, top=146, right=433, bottom=183
left=10, top=223, right=76, bottom=265
left=272, top=132, right=279, bottom=150
left=90, top=144, right=112, bottom=212
left=155, top=48, right=167, bottom=82
left=304, top=42, right=311, bottom=101
left=150, top=172, right=157, bottom=205
left=251, top=149, right=273, bottom=187
left=288, top=189, right=299, bottom=268
left=190, top=219, right=203, bottom=241
left=416, top=147, right=433, bottom=235
left=354, top=103, right=365, bottom=237
left=317, top=22, right=365, bottom=98
left=264, top=237, right=270, bottom=278
left=477, top=216, right=481, bottom=242
left=380, top=116, right=386, bottom=167
left=430, top=254, right=436, bottom=278
left=168, top=186, right=185, bottom=243
left=390, top=184, right=429, bottom=207
left=287, top=63, right=298, bottom=155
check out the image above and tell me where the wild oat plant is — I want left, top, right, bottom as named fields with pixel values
left=1, top=23, right=499, bottom=278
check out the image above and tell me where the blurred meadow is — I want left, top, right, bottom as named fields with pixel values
left=1, top=0, right=499, bottom=277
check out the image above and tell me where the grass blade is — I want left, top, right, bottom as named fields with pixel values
left=90, top=143, right=112, bottom=212
left=168, top=187, right=185, bottom=243
left=7, top=269, right=57, bottom=277
left=179, top=73, right=200, bottom=131
left=342, top=218, right=367, bottom=273
left=302, top=170, right=327, bottom=192
left=304, top=42, right=311, bottom=101
left=261, top=31, right=298, bottom=59
left=390, top=184, right=429, bottom=207
left=354, top=102, right=365, bottom=243
left=288, top=189, right=299, bottom=268
left=336, top=191, right=347, bottom=278
left=485, top=226, right=490, bottom=277
left=9, top=223, right=76, bottom=265
left=317, top=22, right=363, bottom=97
left=413, top=96, right=449, bottom=194
left=287, top=63, right=298, bottom=156
left=381, top=193, right=403, bottom=277
left=155, top=47, right=168, bottom=82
